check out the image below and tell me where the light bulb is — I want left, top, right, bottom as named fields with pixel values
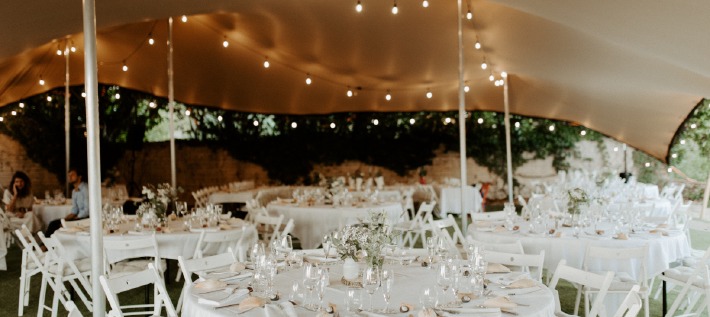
left=385, top=91, right=392, bottom=101
left=514, top=122, right=520, bottom=128
left=464, top=85, right=470, bottom=93
left=548, top=125, right=555, bottom=132
left=122, top=64, right=128, bottom=72
left=306, top=74, right=312, bottom=85
left=11, top=111, right=17, bottom=116
left=39, top=78, right=45, bottom=86
left=426, top=90, right=433, bottom=99
left=422, top=0, right=429, bottom=8
left=217, top=115, right=223, bottom=122
left=489, top=74, right=494, bottom=81
left=444, top=117, right=452, bottom=124
left=291, top=122, right=298, bottom=128
left=19, top=103, right=24, bottom=108
left=347, top=88, right=353, bottom=97
left=373, top=119, right=379, bottom=126
left=263, top=58, right=270, bottom=68
left=613, top=146, right=619, bottom=152
left=253, top=120, right=259, bottom=127
left=409, top=118, right=415, bottom=125
left=47, top=96, right=52, bottom=102
left=474, top=41, right=481, bottom=50
left=81, top=92, right=86, bottom=98
left=115, top=93, right=121, bottom=100
left=148, top=37, right=155, bottom=45
left=644, top=162, right=650, bottom=167
left=356, top=0, right=363, bottom=12
left=56, top=49, right=63, bottom=56
left=149, top=101, right=156, bottom=108
left=181, top=15, right=187, bottom=23
left=481, top=62, right=487, bottom=70
left=0, top=117, right=3, bottom=122
left=70, top=46, right=76, bottom=52
left=680, top=139, right=686, bottom=145
left=466, top=10, right=473, bottom=20
left=501, top=71, right=508, bottom=78
left=667, top=168, right=673, bottom=173
left=671, top=153, right=678, bottom=158
left=185, top=109, right=191, bottom=116
left=223, top=39, right=229, bottom=48
left=477, top=118, right=483, bottom=124
left=392, top=3, right=398, bottom=14
left=330, top=122, right=336, bottom=129
left=690, top=123, right=697, bottom=129
left=580, top=130, right=587, bottom=136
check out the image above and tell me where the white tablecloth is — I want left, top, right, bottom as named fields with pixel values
left=182, top=257, right=556, bottom=317
left=33, top=204, right=73, bottom=230
left=209, top=190, right=258, bottom=205
left=55, top=220, right=255, bottom=262
left=436, top=185, right=482, bottom=216
left=267, top=202, right=404, bottom=249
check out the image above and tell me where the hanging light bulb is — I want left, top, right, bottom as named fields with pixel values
left=81, top=92, right=86, bottom=98
left=671, top=153, right=678, bottom=159
left=426, top=89, right=433, bottom=99
left=409, top=118, right=415, bottom=125
left=70, top=46, right=76, bottom=52
left=56, top=49, right=63, bottom=56
left=464, top=85, right=470, bottom=93
left=347, top=87, right=353, bottom=97
left=514, top=122, right=520, bottom=129
left=580, top=130, right=587, bottom=136
left=39, top=77, right=45, bottom=86
left=222, top=37, right=229, bottom=48
left=373, top=119, right=379, bottom=126
left=11, top=111, right=17, bottom=116
left=444, top=117, right=452, bottom=124
left=355, top=0, right=363, bottom=12
left=466, top=10, right=473, bottom=20
left=690, top=123, right=697, bottom=129
left=481, top=60, right=488, bottom=70
left=291, top=122, right=298, bottom=128
left=385, top=90, right=392, bottom=101
left=149, top=101, right=156, bottom=108
left=217, top=115, right=223, bottom=122
left=422, top=0, right=429, bottom=8
left=330, top=122, right=336, bottom=129
left=47, top=96, right=52, bottom=102
left=0, top=117, right=3, bottom=122
left=253, top=120, right=259, bottom=127
left=477, top=118, right=484, bottom=124
left=548, top=124, right=555, bottom=132
left=644, top=162, right=651, bottom=167
left=122, top=62, right=128, bottom=72
left=680, top=139, right=686, bottom=145
left=613, top=146, right=619, bottom=152
left=501, top=71, right=508, bottom=78
left=263, top=57, right=270, bottom=68
left=115, top=93, right=121, bottom=100
left=148, top=34, right=155, bottom=45
left=19, top=103, right=24, bottom=108
left=391, top=1, right=398, bottom=14
left=667, top=167, right=673, bottom=173
left=489, top=74, right=494, bottom=82
left=305, top=73, right=312, bottom=85
left=185, top=109, right=191, bottom=116
left=181, top=15, right=188, bottom=23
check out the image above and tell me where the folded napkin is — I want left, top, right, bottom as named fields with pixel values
left=196, top=288, right=249, bottom=307
left=483, top=296, right=517, bottom=309
left=487, top=263, right=511, bottom=274
left=440, top=307, right=501, bottom=315
left=494, top=226, right=508, bottom=233
left=228, top=218, right=245, bottom=226
left=615, top=233, right=629, bottom=240
left=200, top=271, right=252, bottom=282
left=192, top=279, right=228, bottom=294
left=264, top=303, right=298, bottom=317
left=190, top=227, right=220, bottom=233
left=649, top=229, right=668, bottom=236
left=239, top=296, right=266, bottom=312
left=219, top=223, right=232, bottom=230
left=506, top=278, right=537, bottom=289
left=230, top=262, right=247, bottom=272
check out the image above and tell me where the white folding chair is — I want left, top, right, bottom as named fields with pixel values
left=548, top=259, right=615, bottom=317
left=254, top=213, right=285, bottom=245
left=64, top=300, right=84, bottom=317
left=99, top=263, right=177, bottom=317
left=483, top=250, right=546, bottom=282
left=429, top=215, right=466, bottom=254
left=234, top=224, right=259, bottom=262
left=175, top=228, right=245, bottom=283
left=578, top=246, right=649, bottom=317
left=36, top=232, right=94, bottom=317
left=613, top=285, right=642, bottom=317
left=394, top=201, right=436, bottom=248
left=660, top=246, right=710, bottom=317
left=466, top=237, right=525, bottom=254
left=272, top=218, right=295, bottom=244
left=14, top=225, right=45, bottom=316
left=176, top=248, right=238, bottom=312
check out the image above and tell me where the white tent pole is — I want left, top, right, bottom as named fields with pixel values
left=64, top=39, right=71, bottom=197
left=702, top=170, right=710, bottom=220
left=503, top=75, right=514, bottom=205
left=456, top=0, right=469, bottom=232
left=81, top=0, right=105, bottom=315
left=168, top=17, right=176, bottom=188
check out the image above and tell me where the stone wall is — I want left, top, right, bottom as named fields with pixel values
left=0, top=134, right=63, bottom=196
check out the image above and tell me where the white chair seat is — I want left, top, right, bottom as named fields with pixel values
left=664, top=266, right=710, bottom=287
left=110, top=259, right=167, bottom=277
left=48, top=257, right=92, bottom=275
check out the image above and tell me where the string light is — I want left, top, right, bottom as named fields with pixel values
left=466, top=10, right=473, bottom=20
left=444, top=117, right=452, bottom=124
left=391, top=1, right=398, bottom=14
left=422, top=0, right=429, bottom=8
left=501, top=71, right=508, bottom=78
left=489, top=74, right=494, bottom=81
left=291, top=122, right=298, bottom=128
left=477, top=118, right=484, bottom=124
left=11, top=111, right=17, bottom=116
left=385, top=90, right=392, bottom=101
left=81, top=92, right=86, bottom=98
left=122, top=62, right=128, bottom=72
left=330, top=122, right=336, bottom=129
left=149, top=101, right=156, bottom=108
left=690, top=123, right=697, bottom=129
left=222, top=37, right=229, bottom=48
left=426, top=90, right=433, bottom=99
left=645, top=162, right=651, bottom=167
left=0, top=117, right=3, bottom=122
left=580, top=130, right=587, bottom=136
left=373, top=119, right=379, bottom=126
left=409, top=118, right=415, bottom=125
left=263, top=57, right=270, bottom=68
left=680, top=139, right=686, bottom=145
left=19, top=103, right=24, bottom=108
left=481, top=59, right=488, bottom=70
left=115, top=93, right=121, bottom=100
left=671, top=153, right=678, bottom=159
left=181, top=15, right=187, bottom=23
left=70, top=46, right=76, bottom=52
left=56, top=49, right=63, bottom=56
left=253, top=120, right=259, bottom=127
left=305, top=73, right=312, bottom=85
left=613, top=146, right=619, bottom=152
left=355, top=0, right=363, bottom=12
left=148, top=34, right=155, bottom=45
left=347, top=87, right=353, bottom=97
left=464, top=84, right=470, bottom=93
left=47, top=96, right=52, bottom=102
left=217, top=115, right=223, bottom=122
left=39, top=77, right=45, bottom=86
left=667, top=167, right=673, bottom=173
left=548, top=124, right=555, bottom=132
left=474, top=39, right=481, bottom=50
left=185, top=109, right=191, bottom=116
left=514, top=122, right=520, bottom=129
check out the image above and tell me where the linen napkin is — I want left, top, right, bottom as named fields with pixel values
left=486, top=263, right=511, bottom=274
left=228, top=218, right=245, bottom=226
left=505, top=278, right=537, bottom=289
left=439, top=307, right=501, bottom=316
left=192, top=279, right=227, bottom=294
left=196, top=288, right=249, bottom=307
left=239, top=296, right=266, bottom=312
left=483, top=296, right=517, bottom=309
left=219, top=223, right=233, bottom=230
left=264, top=304, right=288, bottom=317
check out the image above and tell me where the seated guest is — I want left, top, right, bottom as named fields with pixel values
left=45, top=167, right=89, bottom=237
left=2, top=171, right=41, bottom=232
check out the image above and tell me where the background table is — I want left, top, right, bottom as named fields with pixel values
left=436, top=185, right=483, bottom=216
left=208, top=190, right=258, bottom=205
left=267, top=202, right=404, bottom=249
left=33, top=203, right=72, bottom=230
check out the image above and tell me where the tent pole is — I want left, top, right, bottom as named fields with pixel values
left=168, top=17, right=176, bottom=188
left=504, top=76, right=514, bottom=205
left=64, top=39, right=71, bottom=197
left=81, top=0, right=105, bottom=315
left=457, top=0, right=469, bottom=231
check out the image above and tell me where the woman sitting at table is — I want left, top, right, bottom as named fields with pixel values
left=2, top=171, right=41, bottom=232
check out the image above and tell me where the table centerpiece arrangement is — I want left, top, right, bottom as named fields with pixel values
left=136, top=183, right=183, bottom=231
left=331, top=211, right=394, bottom=284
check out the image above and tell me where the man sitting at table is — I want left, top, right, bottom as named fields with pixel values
left=45, top=167, right=89, bottom=237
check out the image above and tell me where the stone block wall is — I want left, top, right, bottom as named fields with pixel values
left=0, top=134, right=63, bottom=196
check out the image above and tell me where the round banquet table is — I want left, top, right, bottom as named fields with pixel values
left=182, top=252, right=556, bottom=317
left=54, top=219, right=256, bottom=262
left=267, top=202, right=404, bottom=249
left=468, top=220, right=691, bottom=277
left=33, top=203, right=73, bottom=230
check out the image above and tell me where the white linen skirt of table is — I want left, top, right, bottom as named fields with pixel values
left=208, top=190, right=257, bottom=205
left=54, top=222, right=254, bottom=262
left=182, top=261, right=556, bottom=317
left=437, top=186, right=482, bottom=217
left=33, top=204, right=73, bottom=230
left=267, top=203, right=404, bottom=249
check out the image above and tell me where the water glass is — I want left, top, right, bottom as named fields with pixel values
left=346, top=288, right=363, bottom=312
left=362, top=266, right=380, bottom=311
left=380, top=269, right=394, bottom=313
left=419, top=286, right=437, bottom=309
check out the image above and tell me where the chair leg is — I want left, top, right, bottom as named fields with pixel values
left=18, top=254, right=27, bottom=316
left=573, top=286, right=582, bottom=316
left=37, top=275, right=49, bottom=317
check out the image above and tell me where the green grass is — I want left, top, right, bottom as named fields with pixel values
left=2, top=220, right=708, bottom=316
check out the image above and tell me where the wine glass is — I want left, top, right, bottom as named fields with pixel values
left=426, top=236, right=438, bottom=264
left=437, top=263, right=453, bottom=307
left=316, top=268, right=329, bottom=311
left=280, top=235, right=294, bottom=261
left=419, top=286, right=437, bottom=309
left=380, top=269, right=394, bottom=313
left=322, top=233, right=333, bottom=259
left=362, top=266, right=380, bottom=311
left=303, top=263, right=321, bottom=310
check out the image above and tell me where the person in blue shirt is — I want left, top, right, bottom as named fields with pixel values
left=45, top=167, right=89, bottom=236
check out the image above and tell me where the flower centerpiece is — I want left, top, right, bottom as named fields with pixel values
left=567, top=187, right=589, bottom=215
left=332, top=211, right=394, bottom=273
left=139, top=183, right=183, bottom=221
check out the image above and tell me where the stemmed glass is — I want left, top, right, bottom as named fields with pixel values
left=362, top=266, right=381, bottom=311
left=316, top=268, right=330, bottom=311
left=437, top=262, right=454, bottom=307
left=279, top=235, right=294, bottom=261
left=380, top=269, right=394, bottom=313
left=322, top=233, right=333, bottom=259
left=419, top=286, right=437, bottom=310
left=426, top=236, right=438, bottom=264
left=303, top=263, right=321, bottom=310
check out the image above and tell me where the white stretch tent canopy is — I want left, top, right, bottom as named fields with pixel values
left=1, top=0, right=708, bottom=162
